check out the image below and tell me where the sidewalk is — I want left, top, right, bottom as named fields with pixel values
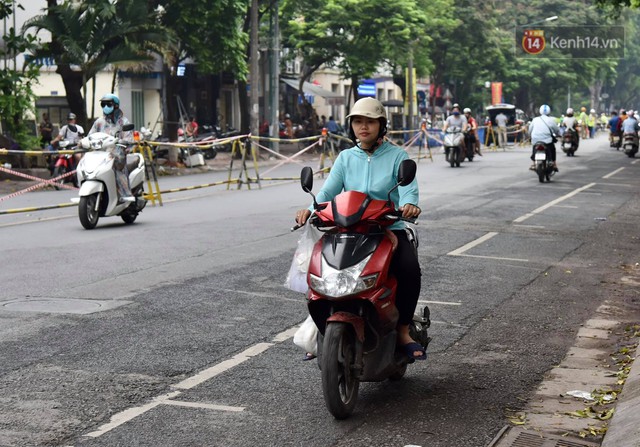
left=488, top=192, right=640, bottom=447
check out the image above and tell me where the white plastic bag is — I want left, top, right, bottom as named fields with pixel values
left=293, top=315, right=318, bottom=354
left=284, top=221, right=321, bottom=293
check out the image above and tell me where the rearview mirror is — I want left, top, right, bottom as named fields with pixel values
left=397, top=159, right=417, bottom=186
left=300, top=166, right=313, bottom=192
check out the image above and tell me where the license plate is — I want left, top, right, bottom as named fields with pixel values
left=535, top=152, right=546, bottom=161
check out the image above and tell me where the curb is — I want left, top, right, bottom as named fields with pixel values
left=601, top=340, right=640, bottom=447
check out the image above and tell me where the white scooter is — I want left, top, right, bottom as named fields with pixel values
left=443, top=126, right=464, bottom=167
left=71, top=124, right=147, bottom=229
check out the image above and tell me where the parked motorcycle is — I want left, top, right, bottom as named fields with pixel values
left=622, top=132, right=639, bottom=158
left=443, top=126, right=464, bottom=167
left=52, top=140, right=79, bottom=189
left=295, top=160, right=431, bottom=419
left=71, top=124, right=147, bottom=229
left=532, top=141, right=556, bottom=183
left=561, top=128, right=578, bottom=156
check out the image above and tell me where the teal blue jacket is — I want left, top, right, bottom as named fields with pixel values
left=311, top=141, right=419, bottom=230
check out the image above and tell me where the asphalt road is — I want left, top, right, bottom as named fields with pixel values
left=1, top=135, right=639, bottom=447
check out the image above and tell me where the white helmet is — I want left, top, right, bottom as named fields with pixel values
left=463, top=107, right=471, bottom=114
left=566, top=107, right=574, bottom=115
left=539, top=104, right=551, bottom=116
left=346, top=97, right=386, bottom=120
left=629, top=110, right=635, bottom=118
left=590, top=109, right=596, bottom=114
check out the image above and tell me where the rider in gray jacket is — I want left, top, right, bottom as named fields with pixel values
left=529, top=104, right=560, bottom=172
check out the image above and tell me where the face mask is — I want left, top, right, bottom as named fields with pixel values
left=453, top=111, right=460, bottom=116
left=103, top=105, right=114, bottom=115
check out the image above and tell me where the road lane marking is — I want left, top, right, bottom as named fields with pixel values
left=451, top=253, right=529, bottom=262
left=513, top=183, right=596, bottom=223
left=603, top=167, right=625, bottom=179
left=418, top=300, right=461, bottom=306
left=84, top=327, right=298, bottom=439
left=173, top=342, right=273, bottom=390
left=84, top=390, right=182, bottom=438
left=447, top=232, right=498, bottom=256
left=162, top=400, right=244, bottom=412
left=446, top=232, right=528, bottom=262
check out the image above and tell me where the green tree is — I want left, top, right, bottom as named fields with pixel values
left=147, top=0, right=248, bottom=138
left=280, top=0, right=455, bottom=120
left=0, top=0, right=40, bottom=152
left=22, top=0, right=171, bottom=129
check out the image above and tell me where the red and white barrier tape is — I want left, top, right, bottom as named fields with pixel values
left=0, top=165, right=77, bottom=202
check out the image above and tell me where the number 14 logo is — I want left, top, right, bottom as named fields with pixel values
left=522, top=29, right=546, bottom=55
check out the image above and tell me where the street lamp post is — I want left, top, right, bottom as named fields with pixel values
left=519, top=15, right=558, bottom=28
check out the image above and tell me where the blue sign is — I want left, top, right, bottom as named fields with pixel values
left=357, top=80, right=376, bottom=97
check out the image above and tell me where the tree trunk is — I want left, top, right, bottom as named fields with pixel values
left=163, top=66, right=181, bottom=166
left=55, top=65, right=87, bottom=129
left=589, top=81, right=602, bottom=113
left=238, top=79, right=250, bottom=134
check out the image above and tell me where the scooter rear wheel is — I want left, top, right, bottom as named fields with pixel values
left=536, top=163, right=546, bottom=183
left=321, top=322, right=359, bottom=419
left=79, top=193, right=100, bottom=229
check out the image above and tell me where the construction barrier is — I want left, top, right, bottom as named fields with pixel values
left=0, top=126, right=436, bottom=215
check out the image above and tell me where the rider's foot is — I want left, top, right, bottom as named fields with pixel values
left=396, top=324, right=425, bottom=359
left=529, top=163, right=536, bottom=171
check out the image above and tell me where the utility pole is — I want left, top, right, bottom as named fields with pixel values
left=269, top=1, right=280, bottom=153
left=249, top=0, right=259, bottom=137
left=408, top=52, right=414, bottom=130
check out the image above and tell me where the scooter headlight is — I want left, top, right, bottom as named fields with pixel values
left=309, top=254, right=378, bottom=298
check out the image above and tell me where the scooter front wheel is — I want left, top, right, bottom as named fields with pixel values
left=321, top=322, right=359, bottom=419
left=79, top=193, right=100, bottom=229
left=52, top=166, right=67, bottom=190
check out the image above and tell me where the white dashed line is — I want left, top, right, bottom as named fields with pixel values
left=513, top=183, right=596, bottom=223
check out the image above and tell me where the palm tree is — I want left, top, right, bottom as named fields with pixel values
left=22, top=0, right=174, bottom=128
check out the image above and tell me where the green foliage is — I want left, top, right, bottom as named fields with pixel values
left=0, top=0, right=40, bottom=149
left=23, top=0, right=171, bottom=76
left=280, top=0, right=455, bottom=105
left=149, top=0, right=249, bottom=79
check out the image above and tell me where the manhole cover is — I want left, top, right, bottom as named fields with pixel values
left=1, top=298, right=131, bottom=314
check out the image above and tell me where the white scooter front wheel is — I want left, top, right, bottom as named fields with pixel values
left=79, top=193, right=100, bottom=229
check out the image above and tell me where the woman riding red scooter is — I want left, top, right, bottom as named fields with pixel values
left=294, top=98, right=429, bottom=419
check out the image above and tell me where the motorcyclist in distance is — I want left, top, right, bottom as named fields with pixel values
left=561, top=108, right=579, bottom=148
left=608, top=111, right=620, bottom=148
left=88, top=93, right=133, bottom=202
left=442, top=105, right=468, bottom=154
left=49, top=113, right=85, bottom=173
left=463, top=107, right=482, bottom=156
left=621, top=110, right=639, bottom=143
left=529, top=104, right=560, bottom=172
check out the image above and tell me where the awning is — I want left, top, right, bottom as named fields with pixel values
left=281, top=78, right=345, bottom=106
left=382, top=99, right=404, bottom=108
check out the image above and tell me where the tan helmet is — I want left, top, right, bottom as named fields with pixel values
left=346, top=97, right=386, bottom=120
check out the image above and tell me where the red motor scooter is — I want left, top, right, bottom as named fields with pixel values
left=51, top=140, right=79, bottom=189
left=295, top=160, right=431, bottom=419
